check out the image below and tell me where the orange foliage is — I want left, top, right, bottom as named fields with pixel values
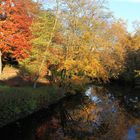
left=0, top=0, right=32, bottom=60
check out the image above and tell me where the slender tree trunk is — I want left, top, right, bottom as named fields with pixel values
left=0, top=50, right=2, bottom=75
left=33, top=0, right=59, bottom=88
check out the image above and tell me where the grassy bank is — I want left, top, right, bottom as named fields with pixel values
left=0, top=85, right=64, bottom=127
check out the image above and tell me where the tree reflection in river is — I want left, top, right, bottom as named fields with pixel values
left=35, top=116, right=63, bottom=140
left=35, top=86, right=135, bottom=140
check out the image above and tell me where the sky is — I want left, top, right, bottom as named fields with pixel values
left=108, top=0, right=140, bottom=32
left=42, top=0, right=140, bottom=33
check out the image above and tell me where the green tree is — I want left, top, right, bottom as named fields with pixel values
left=21, top=0, right=61, bottom=88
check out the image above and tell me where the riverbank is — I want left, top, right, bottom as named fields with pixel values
left=0, top=84, right=64, bottom=127
left=0, top=66, right=139, bottom=128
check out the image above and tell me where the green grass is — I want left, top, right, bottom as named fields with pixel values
left=0, top=85, right=64, bottom=127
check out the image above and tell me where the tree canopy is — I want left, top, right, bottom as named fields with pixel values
left=0, top=0, right=140, bottom=86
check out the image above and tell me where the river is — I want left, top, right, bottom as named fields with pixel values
left=0, top=85, right=140, bottom=140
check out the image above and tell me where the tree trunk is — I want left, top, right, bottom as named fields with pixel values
left=0, top=50, right=2, bottom=75
left=33, top=0, right=59, bottom=88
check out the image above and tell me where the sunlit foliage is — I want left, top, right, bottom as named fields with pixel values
left=1, top=0, right=140, bottom=86
left=0, top=0, right=34, bottom=74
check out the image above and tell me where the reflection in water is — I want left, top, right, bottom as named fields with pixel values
left=127, top=125, right=138, bottom=140
left=0, top=85, right=140, bottom=140
left=35, top=117, right=63, bottom=140
left=34, top=86, right=140, bottom=140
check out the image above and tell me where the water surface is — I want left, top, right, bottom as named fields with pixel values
left=0, top=85, right=140, bottom=140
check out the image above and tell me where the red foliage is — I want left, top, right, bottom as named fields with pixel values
left=0, top=0, right=32, bottom=60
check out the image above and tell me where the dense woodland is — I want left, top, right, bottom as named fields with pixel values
left=0, top=0, right=140, bottom=88
left=1, top=1, right=140, bottom=137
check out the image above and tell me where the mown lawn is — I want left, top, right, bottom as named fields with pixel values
left=0, top=85, right=64, bottom=127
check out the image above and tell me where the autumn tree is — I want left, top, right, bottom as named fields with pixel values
left=99, top=20, right=129, bottom=80
left=0, top=0, right=34, bottom=74
left=123, top=23, right=140, bottom=80
left=50, top=0, right=114, bottom=84
left=52, top=0, right=131, bottom=86
left=24, top=0, right=128, bottom=87
left=20, top=0, right=61, bottom=88
left=19, top=0, right=132, bottom=88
